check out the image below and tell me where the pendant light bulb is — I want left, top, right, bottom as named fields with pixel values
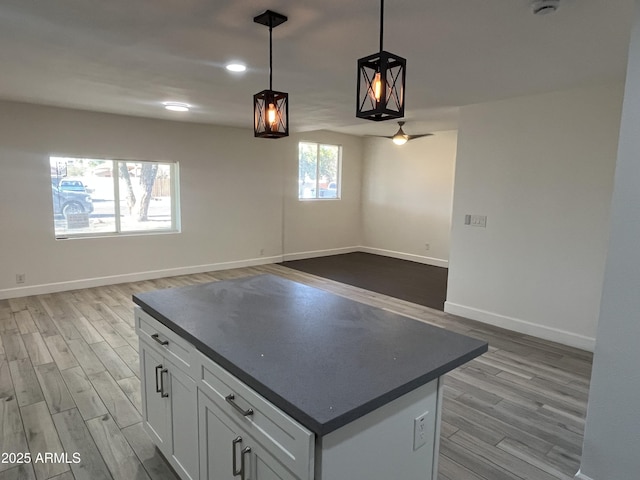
left=372, top=72, right=383, bottom=102
left=268, top=103, right=277, bottom=126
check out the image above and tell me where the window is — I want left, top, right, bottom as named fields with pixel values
left=298, top=142, right=341, bottom=199
left=50, top=157, right=180, bottom=238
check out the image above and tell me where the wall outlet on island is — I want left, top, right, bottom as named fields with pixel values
left=413, top=411, right=430, bottom=450
left=16, top=273, right=26, bottom=284
left=259, top=248, right=264, bottom=256
left=424, top=243, right=430, bottom=251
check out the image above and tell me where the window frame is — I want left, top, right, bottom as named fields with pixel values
left=297, top=142, right=342, bottom=201
left=50, top=156, right=181, bottom=239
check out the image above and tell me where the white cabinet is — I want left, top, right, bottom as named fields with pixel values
left=140, top=341, right=169, bottom=448
left=198, top=389, right=299, bottom=480
left=137, top=310, right=199, bottom=480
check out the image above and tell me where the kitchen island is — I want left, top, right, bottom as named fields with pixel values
left=133, top=274, right=487, bottom=480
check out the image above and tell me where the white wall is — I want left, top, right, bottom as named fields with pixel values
left=445, top=84, right=623, bottom=350
left=0, top=101, right=362, bottom=298
left=361, top=131, right=457, bottom=267
left=577, top=2, right=640, bottom=478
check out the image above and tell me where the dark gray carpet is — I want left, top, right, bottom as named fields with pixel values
left=280, top=252, right=448, bottom=311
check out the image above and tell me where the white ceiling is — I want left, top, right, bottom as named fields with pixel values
left=0, top=0, right=633, bottom=137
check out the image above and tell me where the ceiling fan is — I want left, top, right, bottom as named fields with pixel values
left=373, top=121, right=433, bottom=145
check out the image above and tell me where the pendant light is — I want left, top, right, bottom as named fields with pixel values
left=253, top=10, right=289, bottom=138
left=356, top=0, right=406, bottom=121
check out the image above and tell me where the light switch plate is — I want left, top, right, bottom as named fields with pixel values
left=465, top=214, right=487, bottom=228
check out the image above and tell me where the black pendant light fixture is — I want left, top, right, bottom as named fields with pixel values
left=253, top=10, right=289, bottom=138
left=356, top=0, right=406, bottom=121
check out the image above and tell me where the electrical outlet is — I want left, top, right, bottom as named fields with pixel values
left=413, top=411, right=430, bottom=450
left=16, top=273, right=26, bottom=284
left=425, top=243, right=430, bottom=251
left=259, top=248, right=264, bottom=256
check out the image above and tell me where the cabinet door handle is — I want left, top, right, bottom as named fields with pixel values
left=155, top=364, right=163, bottom=393
left=160, top=368, right=169, bottom=398
left=232, top=436, right=242, bottom=476
left=151, top=333, right=169, bottom=346
left=225, top=394, right=254, bottom=417
left=240, top=446, right=251, bottom=480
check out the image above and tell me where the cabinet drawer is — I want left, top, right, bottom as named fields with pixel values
left=197, top=351, right=314, bottom=480
left=135, top=307, right=195, bottom=375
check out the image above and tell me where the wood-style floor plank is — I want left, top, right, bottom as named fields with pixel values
left=20, top=401, right=69, bottom=479
left=65, top=339, right=105, bottom=376
left=117, top=376, right=142, bottom=414
left=43, top=335, right=78, bottom=371
left=2, top=333, right=28, bottom=362
left=89, top=370, right=140, bottom=429
left=114, top=344, right=140, bottom=378
left=89, top=341, right=135, bottom=381
left=9, top=359, right=44, bottom=407
left=22, top=333, right=53, bottom=367
left=51, top=408, right=112, bottom=480
left=33, top=363, right=75, bottom=414
left=14, top=311, right=38, bottom=336
left=0, top=463, right=37, bottom=480
left=0, top=355, right=14, bottom=399
left=60, top=366, right=108, bottom=421
left=0, top=396, right=29, bottom=474
left=0, top=265, right=593, bottom=480
left=86, top=414, right=151, bottom=480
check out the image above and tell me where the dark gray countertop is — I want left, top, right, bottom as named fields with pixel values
left=133, top=274, right=487, bottom=436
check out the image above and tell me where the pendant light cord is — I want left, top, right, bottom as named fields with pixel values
left=269, top=17, right=273, bottom=91
left=379, top=0, right=384, bottom=52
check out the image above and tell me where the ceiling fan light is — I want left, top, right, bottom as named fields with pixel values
left=392, top=134, right=408, bottom=145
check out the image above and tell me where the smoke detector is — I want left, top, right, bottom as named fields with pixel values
left=531, top=0, right=560, bottom=15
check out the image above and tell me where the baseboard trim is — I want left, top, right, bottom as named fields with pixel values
left=358, top=247, right=449, bottom=268
left=444, top=302, right=595, bottom=352
left=0, top=255, right=282, bottom=300
left=282, top=246, right=359, bottom=262
left=574, top=470, right=594, bottom=480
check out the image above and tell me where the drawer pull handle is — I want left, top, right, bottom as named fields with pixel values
left=155, top=364, right=163, bottom=393
left=151, top=333, right=169, bottom=346
left=160, top=368, right=169, bottom=398
left=240, top=446, right=251, bottom=480
left=232, top=436, right=242, bottom=476
left=225, top=394, right=254, bottom=417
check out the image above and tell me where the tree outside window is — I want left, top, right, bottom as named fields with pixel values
left=50, top=157, right=179, bottom=238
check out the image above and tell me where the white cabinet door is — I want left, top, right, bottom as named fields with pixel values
left=141, top=338, right=199, bottom=480
left=199, top=389, right=242, bottom=480
left=140, top=341, right=169, bottom=449
left=168, top=365, right=199, bottom=480
left=199, top=390, right=299, bottom=480
left=246, top=441, right=298, bottom=480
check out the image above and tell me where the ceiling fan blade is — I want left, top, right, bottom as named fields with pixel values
left=407, top=133, right=433, bottom=140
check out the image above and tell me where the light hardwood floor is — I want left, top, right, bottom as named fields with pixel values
left=0, top=264, right=592, bottom=480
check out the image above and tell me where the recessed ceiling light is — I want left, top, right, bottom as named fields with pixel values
left=163, top=102, right=190, bottom=112
left=226, top=63, right=247, bottom=73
